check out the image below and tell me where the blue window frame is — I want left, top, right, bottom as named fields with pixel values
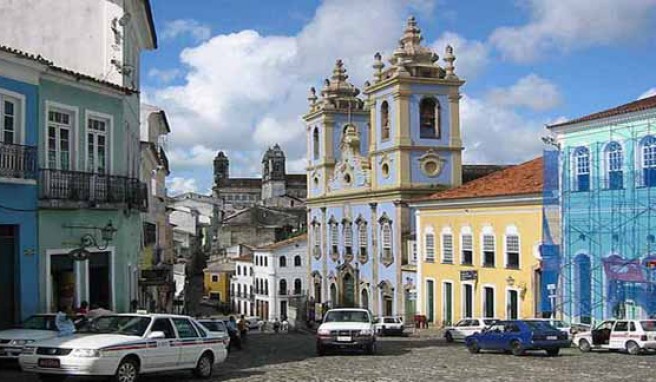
left=574, top=147, right=590, bottom=192
left=643, top=136, right=656, bottom=187
left=605, top=141, right=623, bottom=190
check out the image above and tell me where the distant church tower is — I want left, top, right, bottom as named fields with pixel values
left=261, top=144, right=287, bottom=200
left=213, top=151, right=229, bottom=186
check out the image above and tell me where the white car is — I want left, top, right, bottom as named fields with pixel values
left=373, top=316, right=405, bottom=336
left=316, top=308, right=376, bottom=355
left=444, top=318, right=499, bottom=343
left=19, top=313, right=227, bottom=382
left=573, top=319, right=656, bottom=355
left=197, top=319, right=230, bottom=349
left=0, top=314, right=85, bottom=359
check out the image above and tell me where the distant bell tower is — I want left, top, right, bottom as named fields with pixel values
left=261, top=144, right=287, bottom=200
left=213, top=151, right=229, bottom=187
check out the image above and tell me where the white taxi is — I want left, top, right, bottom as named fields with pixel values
left=19, top=314, right=227, bottom=382
left=0, top=314, right=80, bottom=359
left=574, top=319, right=656, bottom=355
left=444, top=318, right=499, bottom=343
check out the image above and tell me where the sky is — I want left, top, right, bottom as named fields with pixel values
left=140, top=0, right=656, bottom=195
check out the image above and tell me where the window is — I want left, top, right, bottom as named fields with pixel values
left=237, top=266, right=241, bottom=276
left=343, top=222, right=353, bottom=256
left=279, top=279, right=287, bottom=295
left=1, top=96, right=19, bottom=144
left=381, top=101, right=390, bottom=140
left=411, top=242, right=417, bottom=265
left=87, top=116, right=109, bottom=174
left=294, top=278, right=302, bottom=295
left=461, top=233, right=473, bottom=265
left=172, top=318, right=199, bottom=338
left=47, top=109, right=72, bottom=170
left=330, top=222, right=339, bottom=255
left=642, top=136, right=656, bottom=187
left=358, top=222, right=367, bottom=257
left=294, top=255, right=301, bottom=267
left=574, top=146, right=590, bottom=191
left=211, top=275, right=218, bottom=283
left=425, top=233, right=435, bottom=262
left=442, top=233, right=453, bottom=264
left=605, top=141, right=623, bottom=189
left=419, top=98, right=440, bottom=139
left=463, top=283, right=473, bottom=318
left=264, top=280, right=269, bottom=295
left=279, top=256, right=287, bottom=268
left=483, top=287, right=495, bottom=318
left=614, top=321, right=629, bottom=332
left=313, top=127, right=320, bottom=160
left=313, top=223, right=321, bottom=257
left=381, top=223, right=392, bottom=260
left=150, top=318, right=176, bottom=338
left=505, top=235, right=520, bottom=269
left=483, top=234, right=495, bottom=267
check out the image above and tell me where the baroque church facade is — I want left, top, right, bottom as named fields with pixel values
left=305, top=17, right=466, bottom=319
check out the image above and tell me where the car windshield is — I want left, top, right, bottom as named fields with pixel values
left=640, top=321, right=656, bottom=331
left=20, top=315, right=57, bottom=331
left=324, top=311, right=370, bottom=323
left=550, top=320, right=567, bottom=328
left=384, top=317, right=399, bottom=323
left=200, top=321, right=226, bottom=332
left=80, top=315, right=152, bottom=337
left=524, top=321, right=557, bottom=331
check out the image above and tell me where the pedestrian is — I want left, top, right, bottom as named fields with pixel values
left=238, top=315, right=248, bottom=342
left=273, top=317, right=280, bottom=334
left=75, top=301, right=89, bottom=315
left=227, top=316, right=242, bottom=350
left=55, top=304, right=76, bottom=336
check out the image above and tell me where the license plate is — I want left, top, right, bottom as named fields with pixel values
left=336, top=336, right=352, bottom=342
left=547, top=336, right=557, bottom=340
left=38, top=358, right=60, bottom=368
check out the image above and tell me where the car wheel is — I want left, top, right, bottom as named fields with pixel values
left=626, top=341, right=641, bottom=356
left=510, top=340, right=525, bottom=356
left=445, top=331, right=454, bottom=343
left=37, top=375, right=66, bottom=382
left=467, top=340, right=480, bottom=354
left=112, top=357, right=139, bottom=382
left=546, top=348, right=560, bottom=357
left=578, top=339, right=592, bottom=352
left=316, top=343, right=325, bottom=356
left=193, top=351, right=214, bottom=378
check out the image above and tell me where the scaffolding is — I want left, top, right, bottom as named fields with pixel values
left=552, top=116, right=656, bottom=324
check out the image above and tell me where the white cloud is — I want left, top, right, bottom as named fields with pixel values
left=161, top=19, right=211, bottom=42
left=431, top=32, right=489, bottom=79
left=490, top=0, right=656, bottom=63
left=167, top=177, right=198, bottom=195
left=167, top=145, right=217, bottom=171
left=486, top=74, right=561, bottom=111
left=639, top=87, right=656, bottom=100
left=148, top=68, right=181, bottom=84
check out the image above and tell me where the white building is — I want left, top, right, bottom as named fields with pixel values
left=231, top=255, right=254, bottom=316
left=252, top=234, right=308, bottom=321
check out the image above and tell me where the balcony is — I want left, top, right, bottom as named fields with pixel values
left=0, top=142, right=37, bottom=181
left=39, top=169, right=148, bottom=211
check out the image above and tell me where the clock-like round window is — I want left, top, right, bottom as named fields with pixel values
left=422, top=159, right=443, bottom=177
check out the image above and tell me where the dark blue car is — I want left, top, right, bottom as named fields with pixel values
left=464, top=320, right=570, bottom=356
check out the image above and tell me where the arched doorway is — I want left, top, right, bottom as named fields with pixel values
left=361, top=289, right=369, bottom=310
left=312, top=272, right=322, bottom=303
left=380, top=281, right=394, bottom=316
left=330, top=283, right=337, bottom=308
left=575, top=254, right=592, bottom=323
left=342, top=273, right=355, bottom=307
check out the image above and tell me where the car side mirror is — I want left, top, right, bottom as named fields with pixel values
left=148, top=331, right=166, bottom=339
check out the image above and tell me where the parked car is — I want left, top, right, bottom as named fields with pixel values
left=444, top=318, right=499, bottom=343
left=374, top=316, right=404, bottom=336
left=316, top=308, right=376, bottom=356
left=523, top=318, right=573, bottom=340
left=0, top=314, right=86, bottom=360
left=573, top=319, right=656, bottom=355
left=244, top=316, right=261, bottom=330
left=465, top=320, right=570, bottom=356
left=19, top=313, right=227, bottom=382
left=197, top=319, right=231, bottom=351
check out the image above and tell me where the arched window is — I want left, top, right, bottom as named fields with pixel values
left=294, top=255, right=301, bottom=267
left=313, top=127, right=320, bottom=160
left=425, top=231, right=435, bottom=262
left=358, top=222, right=367, bottom=257
left=381, top=222, right=392, bottom=260
left=642, top=136, right=656, bottom=187
left=381, top=101, right=390, bottom=140
left=264, top=280, right=269, bottom=295
left=343, top=222, right=353, bottom=256
left=279, top=279, right=287, bottom=295
left=330, top=220, right=339, bottom=255
left=605, top=141, right=623, bottom=189
left=419, top=98, right=440, bottom=139
left=313, top=223, right=321, bottom=258
left=294, top=278, right=302, bottom=295
left=279, top=256, right=287, bottom=268
left=573, top=146, right=590, bottom=191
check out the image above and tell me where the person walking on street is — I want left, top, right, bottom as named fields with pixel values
left=227, top=316, right=242, bottom=351
left=238, top=315, right=247, bottom=343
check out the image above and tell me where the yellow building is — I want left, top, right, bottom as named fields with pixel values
left=203, top=262, right=235, bottom=304
left=411, top=158, right=547, bottom=326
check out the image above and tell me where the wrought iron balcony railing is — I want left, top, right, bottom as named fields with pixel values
left=0, top=142, right=37, bottom=180
left=39, top=169, right=148, bottom=210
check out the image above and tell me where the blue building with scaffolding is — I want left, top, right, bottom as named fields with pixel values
left=548, top=95, right=656, bottom=323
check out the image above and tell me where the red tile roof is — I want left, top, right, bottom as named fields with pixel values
left=549, top=95, right=656, bottom=129
left=258, top=233, right=307, bottom=251
left=234, top=254, right=253, bottom=263
left=413, top=157, right=543, bottom=202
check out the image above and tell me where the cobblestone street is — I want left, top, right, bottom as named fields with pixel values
left=2, top=332, right=656, bottom=381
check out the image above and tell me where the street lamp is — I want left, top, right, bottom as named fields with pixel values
left=65, top=221, right=117, bottom=261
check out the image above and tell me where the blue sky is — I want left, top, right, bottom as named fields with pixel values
left=140, top=0, right=656, bottom=195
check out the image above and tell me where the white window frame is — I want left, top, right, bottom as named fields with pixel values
left=461, top=281, right=475, bottom=319
left=424, top=226, right=435, bottom=262
left=504, top=225, right=520, bottom=270
left=460, top=226, right=473, bottom=265
left=0, top=89, right=26, bottom=145
left=572, top=146, right=591, bottom=191
left=358, top=222, right=367, bottom=251
left=45, top=101, right=79, bottom=170
left=84, top=110, right=113, bottom=175
left=481, top=226, right=495, bottom=268
left=343, top=221, right=353, bottom=254
left=505, top=287, right=521, bottom=320
left=604, top=141, right=623, bottom=188
left=481, top=284, right=496, bottom=319
left=441, top=227, right=454, bottom=264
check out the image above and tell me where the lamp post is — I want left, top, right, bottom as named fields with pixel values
left=65, top=221, right=117, bottom=261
